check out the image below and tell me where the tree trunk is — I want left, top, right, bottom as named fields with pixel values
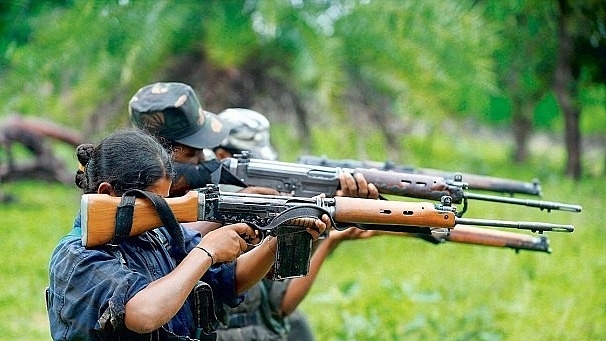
left=511, top=99, right=533, bottom=163
left=554, top=0, right=582, bottom=179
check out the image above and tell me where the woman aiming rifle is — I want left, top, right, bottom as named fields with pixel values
left=46, top=129, right=328, bottom=340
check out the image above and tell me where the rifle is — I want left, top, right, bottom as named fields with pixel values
left=298, top=154, right=542, bottom=197
left=222, top=153, right=582, bottom=216
left=390, top=226, right=551, bottom=253
left=81, top=185, right=573, bottom=278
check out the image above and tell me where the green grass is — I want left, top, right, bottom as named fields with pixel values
left=0, top=181, right=80, bottom=340
left=1, top=129, right=603, bottom=340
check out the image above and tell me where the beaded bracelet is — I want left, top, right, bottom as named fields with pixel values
left=195, top=246, right=215, bottom=265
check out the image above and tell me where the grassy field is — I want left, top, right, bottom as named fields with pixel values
left=0, top=128, right=603, bottom=340
left=300, top=178, right=602, bottom=340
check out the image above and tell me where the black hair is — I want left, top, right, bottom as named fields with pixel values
left=75, top=128, right=174, bottom=195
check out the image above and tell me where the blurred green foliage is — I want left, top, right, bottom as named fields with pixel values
left=1, top=1, right=603, bottom=164
left=0, top=1, right=499, bottom=128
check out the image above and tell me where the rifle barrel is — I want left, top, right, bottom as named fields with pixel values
left=413, top=168, right=543, bottom=196
left=297, top=155, right=543, bottom=196
left=463, top=192, right=582, bottom=212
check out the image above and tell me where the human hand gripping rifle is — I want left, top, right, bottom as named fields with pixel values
left=223, top=152, right=582, bottom=217
left=80, top=185, right=573, bottom=279
left=298, top=154, right=543, bottom=197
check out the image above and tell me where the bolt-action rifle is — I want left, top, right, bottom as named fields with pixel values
left=298, top=154, right=542, bottom=197
left=80, top=185, right=573, bottom=279
left=222, top=153, right=582, bottom=216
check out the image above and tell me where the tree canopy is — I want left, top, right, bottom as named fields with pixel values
left=0, top=0, right=604, bottom=177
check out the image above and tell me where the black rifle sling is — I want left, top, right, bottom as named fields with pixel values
left=113, top=195, right=136, bottom=244
left=114, top=189, right=187, bottom=260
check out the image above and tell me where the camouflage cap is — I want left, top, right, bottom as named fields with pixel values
left=128, top=82, right=229, bottom=149
left=217, top=108, right=278, bottom=160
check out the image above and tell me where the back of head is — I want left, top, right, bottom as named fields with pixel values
left=217, top=108, right=278, bottom=161
left=75, top=128, right=173, bottom=195
left=128, top=82, right=229, bottom=150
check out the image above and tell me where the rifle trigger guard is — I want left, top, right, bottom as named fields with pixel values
left=242, top=222, right=266, bottom=247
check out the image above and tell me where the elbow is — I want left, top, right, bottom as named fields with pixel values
left=126, top=317, right=163, bottom=334
left=281, top=304, right=296, bottom=316
left=124, top=306, right=166, bottom=334
left=129, top=323, right=159, bottom=335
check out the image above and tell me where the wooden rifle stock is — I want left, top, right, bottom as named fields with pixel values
left=82, top=191, right=199, bottom=247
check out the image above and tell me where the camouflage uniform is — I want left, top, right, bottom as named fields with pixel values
left=216, top=279, right=288, bottom=341
left=216, top=279, right=315, bottom=341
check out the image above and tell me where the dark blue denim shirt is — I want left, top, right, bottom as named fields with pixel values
left=47, top=212, right=243, bottom=340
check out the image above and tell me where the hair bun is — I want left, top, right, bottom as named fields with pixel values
left=76, top=144, right=94, bottom=167
left=75, top=143, right=94, bottom=189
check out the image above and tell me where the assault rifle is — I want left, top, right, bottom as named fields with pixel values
left=298, top=154, right=542, bottom=197
left=392, top=226, right=551, bottom=253
left=81, top=185, right=573, bottom=278
left=222, top=153, right=582, bottom=216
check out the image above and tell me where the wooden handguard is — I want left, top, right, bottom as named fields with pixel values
left=448, top=225, right=537, bottom=246
left=332, top=196, right=456, bottom=228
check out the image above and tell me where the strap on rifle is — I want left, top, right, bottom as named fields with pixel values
left=114, top=189, right=187, bottom=261
left=113, top=195, right=136, bottom=244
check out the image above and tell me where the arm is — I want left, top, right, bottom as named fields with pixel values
left=281, top=226, right=377, bottom=314
left=186, top=217, right=329, bottom=295
left=124, top=245, right=215, bottom=332
left=124, top=223, right=254, bottom=333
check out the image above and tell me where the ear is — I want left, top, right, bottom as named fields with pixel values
left=171, top=145, right=186, bottom=161
left=97, top=182, right=113, bottom=195
left=214, top=147, right=232, bottom=161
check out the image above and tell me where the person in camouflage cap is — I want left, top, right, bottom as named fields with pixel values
left=129, top=82, right=276, bottom=197
left=129, top=86, right=380, bottom=340
left=129, top=82, right=229, bottom=150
